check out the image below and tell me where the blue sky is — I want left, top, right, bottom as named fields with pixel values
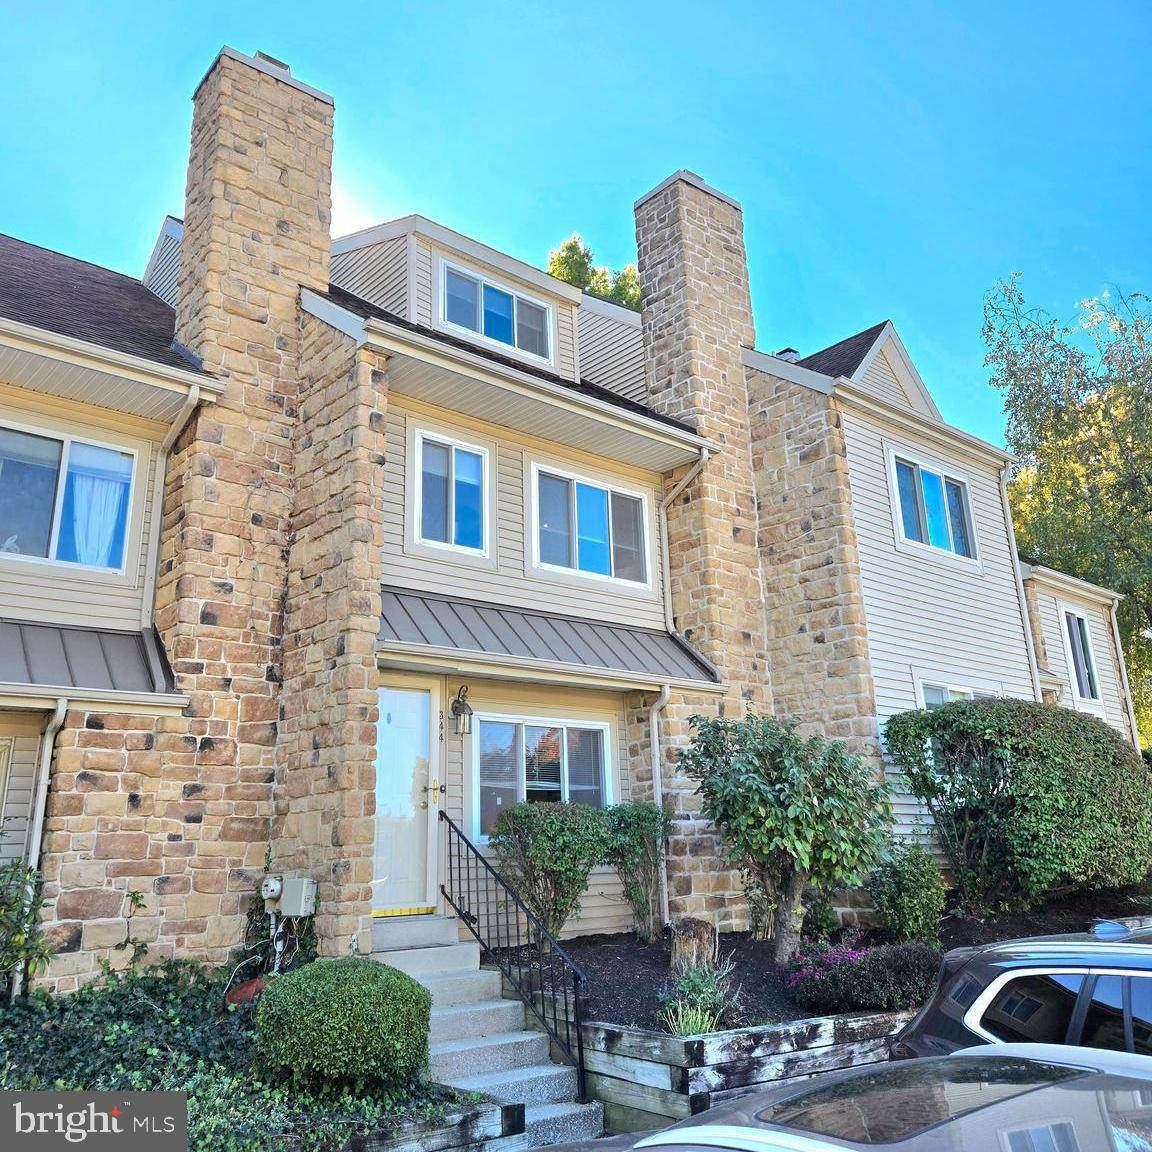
left=1, top=1, right=1148, bottom=445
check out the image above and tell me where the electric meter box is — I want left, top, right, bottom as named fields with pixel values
left=277, top=877, right=317, bottom=918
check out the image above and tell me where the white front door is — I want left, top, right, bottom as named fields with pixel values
left=374, top=680, right=440, bottom=915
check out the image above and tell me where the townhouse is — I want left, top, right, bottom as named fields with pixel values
left=0, top=46, right=1139, bottom=1000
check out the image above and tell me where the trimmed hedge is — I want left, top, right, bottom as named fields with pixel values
left=885, top=698, right=1152, bottom=909
left=256, top=957, right=431, bottom=1094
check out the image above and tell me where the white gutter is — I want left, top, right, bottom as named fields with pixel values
left=12, top=697, right=67, bottom=1001
left=141, top=384, right=202, bottom=626
left=1110, top=599, right=1143, bottom=749
left=1001, top=464, right=1044, bottom=702
left=659, top=448, right=711, bottom=634
left=648, top=684, right=672, bottom=928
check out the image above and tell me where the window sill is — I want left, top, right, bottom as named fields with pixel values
left=525, top=561, right=656, bottom=599
left=0, top=551, right=138, bottom=588
left=435, top=317, right=556, bottom=372
left=892, top=535, right=984, bottom=575
left=400, top=537, right=499, bottom=573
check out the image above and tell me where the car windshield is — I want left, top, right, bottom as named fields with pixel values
left=756, top=1057, right=1084, bottom=1145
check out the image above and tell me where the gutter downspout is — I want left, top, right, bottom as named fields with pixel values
left=647, top=684, right=672, bottom=928
left=141, top=384, right=202, bottom=627
left=1001, top=463, right=1044, bottom=702
left=13, top=696, right=68, bottom=1001
left=659, top=448, right=710, bottom=634
left=1109, top=599, right=1143, bottom=750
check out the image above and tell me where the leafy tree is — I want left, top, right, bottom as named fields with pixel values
left=548, top=233, right=641, bottom=310
left=679, top=714, right=890, bottom=963
left=985, top=277, right=1152, bottom=741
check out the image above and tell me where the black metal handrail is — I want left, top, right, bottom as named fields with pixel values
left=438, top=810, right=589, bottom=1101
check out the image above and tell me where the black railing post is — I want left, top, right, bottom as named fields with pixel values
left=437, top=809, right=588, bottom=1089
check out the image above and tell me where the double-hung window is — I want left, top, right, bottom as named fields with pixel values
left=534, top=466, right=647, bottom=584
left=0, top=424, right=134, bottom=572
left=893, top=453, right=976, bottom=559
left=1062, top=609, right=1100, bottom=702
left=416, top=431, right=487, bottom=554
left=443, top=264, right=551, bottom=362
left=476, top=717, right=608, bottom=837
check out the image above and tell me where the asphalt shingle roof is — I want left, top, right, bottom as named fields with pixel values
left=0, top=233, right=205, bottom=374
left=797, top=320, right=888, bottom=379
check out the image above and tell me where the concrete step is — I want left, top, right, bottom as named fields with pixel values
left=374, top=941, right=479, bottom=977
left=523, top=1101, right=604, bottom=1146
left=372, top=915, right=459, bottom=951
left=430, top=1030, right=550, bottom=1082
left=440, top=1063, right=579, bottom=1107
left=430, top=998, right=525, bottom=1043
left=419, top=968, right=504, bottom=1007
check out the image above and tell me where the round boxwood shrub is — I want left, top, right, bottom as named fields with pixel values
left=255, top=957, right=431, bottom=1095
left=885, top=698, right=1152, bottom=911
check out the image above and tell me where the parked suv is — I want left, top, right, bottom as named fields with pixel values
left=893, top=918, right=1152, bottom=1059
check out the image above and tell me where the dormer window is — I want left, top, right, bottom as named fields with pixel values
left=442, top=262, right=551, bottom=362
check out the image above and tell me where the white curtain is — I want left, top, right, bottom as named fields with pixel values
left=71, top=472, right=126, bottom=566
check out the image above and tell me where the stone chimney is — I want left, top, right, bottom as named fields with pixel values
left=634, top=171, right=772, bottom=927
left=150, top=49, right=336, bottom=960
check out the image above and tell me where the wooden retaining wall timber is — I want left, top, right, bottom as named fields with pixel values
left=582, top=1010, right=913, bottom=1133
left=350, top=1101, right=527, bottom=1152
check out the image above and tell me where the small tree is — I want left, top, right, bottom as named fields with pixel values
left=680, top=714, right=890, bottom=962
left=490, top=802, right=610, bottom=938
left=604, top=802, right=672, bottom=943
left=547, top=234, right=641, bottom=309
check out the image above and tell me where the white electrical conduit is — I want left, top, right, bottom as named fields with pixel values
left=13, top=696, right=68, bottom=1001
left=1000, top=463, right=1044, bottom=702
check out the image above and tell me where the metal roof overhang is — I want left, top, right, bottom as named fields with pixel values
left=362, top=320, right=706, bottom=474
left=0, top=317, right=222, bottom=425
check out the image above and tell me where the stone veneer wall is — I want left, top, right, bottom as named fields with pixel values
left=275, top=313, right=389, bottom=954
left=747, top=371, right=878, bottom=753
left=37, top=51, right=337, bottom=987
left=635, top=176, right=773, bottom=928
left=1021, top=578, right=1060, bottom=704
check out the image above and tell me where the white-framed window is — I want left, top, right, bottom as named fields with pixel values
left=920, top=682, right=1000, bottom=709
left=414, top=429, right=489, bottom=556
left=1061, top=607, right=1101, bottom=703
left=474, top=714, right=611, bottom=839
left=0, top=421, right=136, bottom=573
left=889, top=449, right=977, bottom=560
left=440, top=260, right=552, bottom=364
left=530, top=462, right=649, bottom=586
left=1001, top=1121, right=1079, bottom=1152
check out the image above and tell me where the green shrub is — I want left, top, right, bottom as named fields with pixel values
left=885, top=698, right=1152, bottom=910
left=0, top=861, right=53, bottom=995
left=660, top=955, right=740, bottom=1035
left=256, top=958, right=430, bottom=1095
left=802, top=891, right=841, bottom=941
left=680, top=714, right=890, bottom=962
left=783, top=931, right=941, bottom=1014
left=867, top=841, right=946, bottom=943
left=490, top=802, right=610, bottom=937
left=605, top=802, right=672, bottom=943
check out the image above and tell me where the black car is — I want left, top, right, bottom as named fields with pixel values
left=551, top=1045, right=1152, bottom=1152
left=893, top=918, right=1152, bottom=1059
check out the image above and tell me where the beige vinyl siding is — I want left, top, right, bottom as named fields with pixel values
left=434, top=677, right=633, bottom=938
left=857, top=349, right=919, bottom=411
left=142, top=230, right=181, bottom=307
left=0, top=386, right=163, bottom=630
left=383, top=396, right=666, bottom=631
left=413, top=242, right=579, bottom=381
left=841, top=407, right=1036, bottom=837
left=330, top=235, right=409, bottom=317
left=578, top=308, right=646, bottom=404
left=0, top=713, right=44, bottom=862
left=1031, top=583, right=1130, bottom=736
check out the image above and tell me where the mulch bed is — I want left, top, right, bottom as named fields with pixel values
left=549, top=887, right=1152, bottom=1032
left=561, top=932, right=803, bottom=1031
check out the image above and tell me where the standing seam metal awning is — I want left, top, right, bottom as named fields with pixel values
left=0, top=620, right=174, bottom=695
left=378, top=588, right=718, bottom=685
